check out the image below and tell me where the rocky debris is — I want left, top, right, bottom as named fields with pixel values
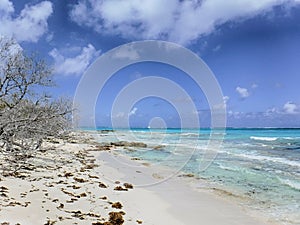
left=82, top=163, right=98, bottom=170
left=65, top=210, right=101, bottom=220
left=99, top=182, right=108, bottom=188
left=0, top=186, right=9, bottom=198
left=73, top=177, right=87, bottom=183
left=178, top=173, right=194, bottom=178
left=2, top=201, right=30, bottom=207
left=44, top=219, right=56, bottom=225
left=66, top=198, right=78, bottom=203
left=108, top=211, right=125, bottom=225
left=111, top=202, right=123, bottom=209
left=92, top=141, right=148, bottom=151
left=71, top=185, right=81, bottom=189
left=131, top=157, right=141, bottom=161
left=80, top=192, right=87, bottom=197
left=114, top=186, right=128, bottom=191
left=46, top=137, right=61, bottom=144
left=64, top=172, right=74, bottom=177
left=110, top=141, right=147, bottom=148
left=89, top=174, right=100, bottom=179
left=123, top=183, right=133, bottom=189
left=136, top=220, right=143, bottom=224
left=95, top=145, right=112, bottom=151
left=152, top=145, right=165, bottom=150
left=0, top=133, right=144, bottom=225
left=99, top=129, right=114, bottom=134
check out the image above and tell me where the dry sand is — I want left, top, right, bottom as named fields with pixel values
left=0, top=132, right=278, bottom=225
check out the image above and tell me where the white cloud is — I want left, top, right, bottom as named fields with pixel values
left=0, top=1, right=53, bottom=42
left=283, top=102, right=298, bottom=114
left=251, top=83, right=258, bottom=89
left=223, top=96, right=230, bottom=104
left=0, top=0, right=14, bottom=18
left=213, top=45, right=222, bottom=52
left=213, top=95, right=229, bottom=110
left=264, top=107, right=278, bottom=117
left=129, top=107, right=138, bottom=116
left=112, top=45, right=140, bottom=60
left=49, top=44, right=101, bottom=76
left=236, top=86, right=250, bottom=98
left=69, top=0, right=299, bottom=45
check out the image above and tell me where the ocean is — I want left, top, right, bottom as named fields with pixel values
left=91, top=128, right=300, bottom=224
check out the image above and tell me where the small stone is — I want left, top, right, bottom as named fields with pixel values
left=111, top=202, right=123, bottom=209
left=114, top=186, right=128, bottom=191
left=123, top=183, right=133, bottom=189
left=80, top=192, right=87, bottom=197
left=73, top=177, right=87, bottom=183
left=99, top=182, right=108, bottom=188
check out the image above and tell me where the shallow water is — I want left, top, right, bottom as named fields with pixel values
left=90, top=128, right=300, bottom=224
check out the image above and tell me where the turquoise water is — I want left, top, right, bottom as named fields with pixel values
left=92, top=128, right=300, bottom=224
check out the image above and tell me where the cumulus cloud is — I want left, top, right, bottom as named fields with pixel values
left=49, top=44, right=101, bottom=76
left=0, top=1, right=53, bottom=42
left=236, top=86, right=250, bottom=99
left=283, top=102, right=298, bottom=114
left=69, top=0, right=299, bottom=45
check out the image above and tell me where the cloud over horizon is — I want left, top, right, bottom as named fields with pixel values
left=283, top=101, right=298, bottom=114
left=0, top=0, right=53, bottom=42
left=69, top=0, right=300, bottom=45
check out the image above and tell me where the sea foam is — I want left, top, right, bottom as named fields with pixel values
left=250, top=136, right=278, bottom=141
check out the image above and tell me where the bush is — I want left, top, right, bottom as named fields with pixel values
left=0, top=37, right=72, bottom=174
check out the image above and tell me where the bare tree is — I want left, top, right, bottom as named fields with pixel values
left=0, top=37, right=72, bottom=174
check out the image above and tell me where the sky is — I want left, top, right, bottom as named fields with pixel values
left=1, top=0, right=300, bottom=128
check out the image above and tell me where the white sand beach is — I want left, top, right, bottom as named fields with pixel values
left=0, top=131, right=278, bottom=225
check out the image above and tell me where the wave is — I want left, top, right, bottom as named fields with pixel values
left=217, top=164, right=240, bottom=172
left=237, top=153, right=300, bottom=168
left=278, top=178, right=300, bottom=191
left=181, top=133, right=200, bottom=137
left=250, top=136, right=278, bottom=141
left=282, top=137, right=300, bottom=140
left=250, top=136, right=300, bottom=143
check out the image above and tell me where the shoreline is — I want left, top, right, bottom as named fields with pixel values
left=0, top=131, right=279, bottom=224
left=95, top=150, right=277, bottom=225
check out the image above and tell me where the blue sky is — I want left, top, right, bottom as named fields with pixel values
left=1, top=0, right=300, bottom=128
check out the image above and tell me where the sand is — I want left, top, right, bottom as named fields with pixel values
left=0, top=131, right=278, bottom=225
